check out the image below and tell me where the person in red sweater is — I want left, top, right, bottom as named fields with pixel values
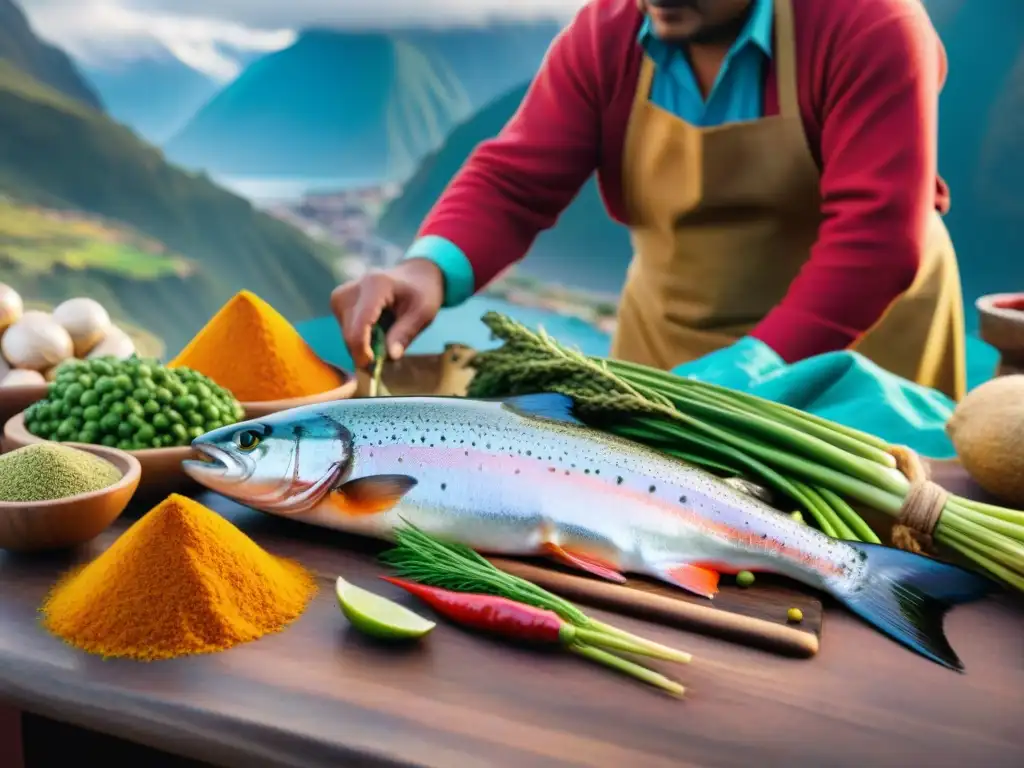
left=333, top=0, right=965, bottom=400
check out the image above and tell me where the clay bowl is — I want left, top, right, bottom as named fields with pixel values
left=0, top=382, right=48, bottom=430
left=3, top=412, right=192, bottom=499
left=241, top=364, right=357, bottom=418
left=354, top=344, right=478, bottom=397
left=976, top=293, right=1024, bottom=377
left=0, top=442, right=141, bottom=552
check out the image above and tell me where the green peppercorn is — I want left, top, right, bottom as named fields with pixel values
left=736, top=571, right=755, bottom=588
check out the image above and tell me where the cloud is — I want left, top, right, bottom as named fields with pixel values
left=22, top=1, right=298, bottom=81
left=76, top=1, right=587, bottom=30
left=20, top=0, right=586, bottom=80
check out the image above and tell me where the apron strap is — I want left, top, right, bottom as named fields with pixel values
left=772, top=0, right=800, bottom=119
left=636, top=55, right=655, bottom=109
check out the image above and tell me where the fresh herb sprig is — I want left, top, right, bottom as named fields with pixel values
left=367, top=310, right=394, bottom=398
left=380, top=524, right=692, bottom=669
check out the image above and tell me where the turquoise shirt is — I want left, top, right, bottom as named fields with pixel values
left=404, top=0, right=775, bottom=307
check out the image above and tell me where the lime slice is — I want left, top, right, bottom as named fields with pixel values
left=335, top=577, right=436, bottom=640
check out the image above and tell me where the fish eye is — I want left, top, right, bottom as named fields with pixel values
left=235, top=430, right=261, bottom=452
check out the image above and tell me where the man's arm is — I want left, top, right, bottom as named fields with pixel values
left=406, top=9, right=603, bottom=306
left=751, top=2, right=945, bottom=362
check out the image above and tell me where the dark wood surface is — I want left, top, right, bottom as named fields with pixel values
left=487, top=557, right=822, bottom=657
left=0, top=703, right=23, bottom=768
left=0, top=462, right=1021, bottom=767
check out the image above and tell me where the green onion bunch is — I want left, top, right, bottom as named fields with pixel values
left=466, top=312, right=1024, bottom=592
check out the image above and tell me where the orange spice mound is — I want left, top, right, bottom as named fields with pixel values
left=169, top=290, right=343, bottom=401
left=40, top=494, right=318, bottom=661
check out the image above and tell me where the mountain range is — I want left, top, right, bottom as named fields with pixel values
left=163, top=24, right=562, bottom=182
left=377, top=83, right=633, bottom=295
left=0, top=0, right=340, bottom=355
left=0, top=0, right=101, bottom=110
left=82, top=55, right=222, bottom=144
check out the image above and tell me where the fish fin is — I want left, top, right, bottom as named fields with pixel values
left=653, top=563, right=721, bottom=599
left=500, top=393, right=583, bottom=426
left=542, top=543, right=627, bottom=583
left=836, top=542, right=997, bottom=672
left=329, top=475, right=418, bottom=516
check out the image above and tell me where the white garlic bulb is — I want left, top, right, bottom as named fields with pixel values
left=0, top=284, right=23, bottom=333
left=52, top=297, right=112, bottom=357
left=0, top=315, right=74, bottom=371
left=0, top=368, right=47, bottom=387
left=86, top=325, right=136, bottom=360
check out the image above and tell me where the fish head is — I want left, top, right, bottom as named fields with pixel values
left=182, top=405, right=353, bottom=513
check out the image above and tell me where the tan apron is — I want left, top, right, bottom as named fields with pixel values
left=611, top=0, right=966, bottom=400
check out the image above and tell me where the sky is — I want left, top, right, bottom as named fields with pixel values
left=20, top=0, right=586, bottom=81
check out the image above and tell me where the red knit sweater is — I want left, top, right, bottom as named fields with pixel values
left=418, top=0, right=950, bottom=362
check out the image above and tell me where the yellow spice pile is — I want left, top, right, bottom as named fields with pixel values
left=40, top=493, right=318, bottom=660
left=169, top=290, right=343, bottom=401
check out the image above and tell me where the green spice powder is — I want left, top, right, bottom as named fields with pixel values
left=0, top=444, right=122, bottom=502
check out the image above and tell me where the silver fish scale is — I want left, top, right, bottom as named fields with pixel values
left=311, top=398, right=865, bottom=591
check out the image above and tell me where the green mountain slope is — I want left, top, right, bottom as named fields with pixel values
left=164, top=25, right=560, bottom=181
left=0, top=61, right=339, bottom=355
left=0, top=0, right=102, bottom=110
left=0, top=197, right=207, bottom=350
left=377, top=84, right=632, bottom=295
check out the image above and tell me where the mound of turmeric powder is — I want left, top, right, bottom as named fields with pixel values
left=40, top=494, right=317, bottom=661
left=170, top=290, right=344, bottom=401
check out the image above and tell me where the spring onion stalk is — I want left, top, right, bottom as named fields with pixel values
left=940, top=528, right=1024, bottom=591
left=792, top=481, right=856, bottom=540
left=612, top=362, right=898, bottom=467
left=818, top=487, right=882, bottom=544
left=569, top=644, right=685, bottom=697
left=605, top=358, right=895, bottom=455
left=468, top=312, right=1024, bottom=590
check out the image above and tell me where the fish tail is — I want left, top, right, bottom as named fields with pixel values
left=835, top=542, right=996, bottom=672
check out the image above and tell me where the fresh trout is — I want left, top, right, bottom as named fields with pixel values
left=183, top=393, right=991, bottom=670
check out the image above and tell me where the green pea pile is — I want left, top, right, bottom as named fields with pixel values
left=24, top=356, right=244, bottom=451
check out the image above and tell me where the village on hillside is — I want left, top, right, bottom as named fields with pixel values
left=264, top=185, right=621, bottom=334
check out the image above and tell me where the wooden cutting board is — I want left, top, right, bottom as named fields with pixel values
left=355, top=349, right=824, bottom=657
left=488, top=558, right=822, bottom=658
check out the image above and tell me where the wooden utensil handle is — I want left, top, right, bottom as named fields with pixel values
left=488, top=558, right=819, bottom=658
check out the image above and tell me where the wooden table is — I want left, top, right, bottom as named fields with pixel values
left=0, top=463, right=1021, bottom=767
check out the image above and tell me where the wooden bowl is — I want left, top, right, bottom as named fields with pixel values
left=0, top=443, right=141, bottom=552
left=241, top=364, right=357, bottom=418
left=0, top=383, right=48, bottom=430
left=977, top=293, right=1024, bottom=376
left=3, top=412, right=193, bottom=498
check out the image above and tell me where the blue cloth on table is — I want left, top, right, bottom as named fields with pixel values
left=670, top=337, right=956, bottom=458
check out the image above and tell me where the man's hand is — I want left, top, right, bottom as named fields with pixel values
left=331, top=258, right=444, bottom=369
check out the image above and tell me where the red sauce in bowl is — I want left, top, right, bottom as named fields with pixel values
left=993, top=296, right=1024, bottom=313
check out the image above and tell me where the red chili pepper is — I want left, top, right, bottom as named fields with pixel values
left=381, top=577, right=575, bottom=645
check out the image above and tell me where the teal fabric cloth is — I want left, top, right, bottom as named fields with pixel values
left=670, top=337, right=957, bottom=458
left=407, top=0, right=774, bottom=305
